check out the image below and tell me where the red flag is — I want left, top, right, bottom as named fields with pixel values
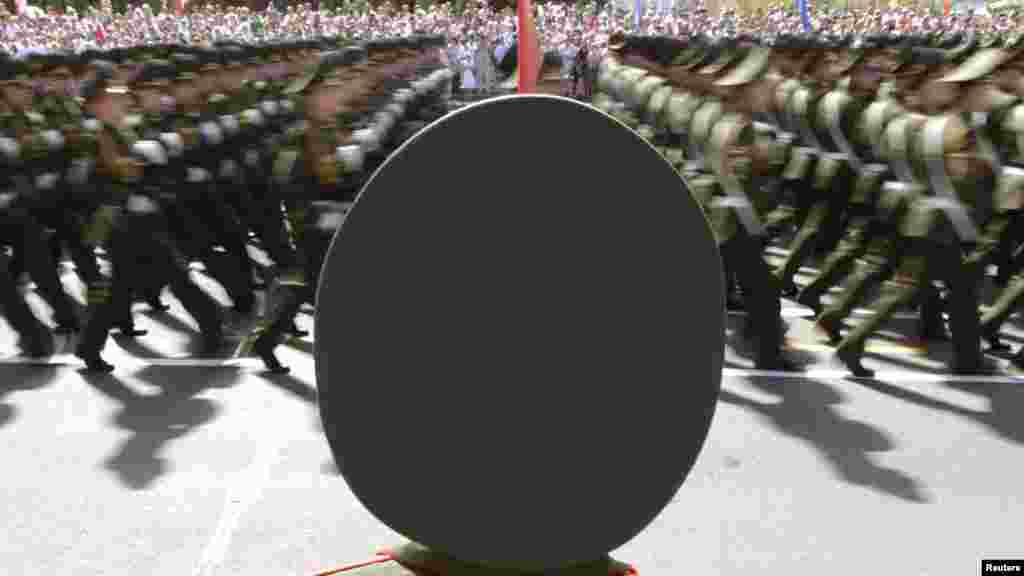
left=96, top=25, right=106, bottom=44
left=517, top=0, right=540, bottom=93
left=176, top=0, right=185, bottom=16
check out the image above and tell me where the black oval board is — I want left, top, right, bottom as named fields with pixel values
left=315, top=94, right=725, bottom=572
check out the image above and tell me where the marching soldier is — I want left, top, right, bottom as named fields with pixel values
left=833, top=55, right=1007, bottom=377
left=772, top=38, right=859, bottom=299
left=0, top=56, right=82, bottom=336
left=795, top=42, right=892, bottom=318
left=74, top=61, right=225, bottom=372
left=705, top=47, right=801, bottom=371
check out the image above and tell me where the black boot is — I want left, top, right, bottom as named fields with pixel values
left=254, top=333, right=289, bottom=374
left=836, top=346, right=874, bottom=378
left=75, top=349, right=114, bottom=373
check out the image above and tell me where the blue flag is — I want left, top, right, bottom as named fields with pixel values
left=634, top=0, right=642, bottom=31
left=798, top=0, right=812, bottom=32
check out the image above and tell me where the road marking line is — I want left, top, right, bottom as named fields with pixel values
left=785, top=339, right=927, bottom=355
left=191, top=430, right=294, bottom=576
left=731, top=307, right=945, bottom=321
left=724, top=367, right=1024, bottom=384
left=0, top=354, right=267, bottom=368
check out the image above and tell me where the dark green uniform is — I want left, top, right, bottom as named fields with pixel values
left=835, top=113, right=989, bottom=377
left=74, top=62, right=224, bottom=372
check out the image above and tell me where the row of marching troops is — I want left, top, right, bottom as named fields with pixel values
left=0, top=36, right=455, bottom=373
left=595, top=31, right=1024, bottom=377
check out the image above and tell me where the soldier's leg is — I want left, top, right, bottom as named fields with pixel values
left=206, top=195, right=256, bottom=315
left=162, top=199, right=209, bottom=276
left=173, top=196, right=248, bottom=313
left=775, top=201, right=828, bottom=296
left=303, top=226, right=333, bottom=306
left=11, top=210, right=79, bottom=333
left=248, top=283, right=304, bottom=374
left=835, top=244, right=928, bottom=378
left=76, top=227, right=136, bottom=372
left=814, top=230, right=903, bottom=343
left=239, top=194, right=313, bottom=371
left=979, top=273, right=1024, bottom=350
left=723, top=230, right=796, bottom=370
left=917, top=283, right=948, bottom=341
left=992, top=211, right=1021, bottom=287
left=932, top=246, right=983, bottom=374
left=58, top=219, right=102, bottom=285
left=797, top=215, right=871, bottom=316
left=244, top=173, right=295, bottom=270
left=723, top=259, right=744, bottom=311
left=147, top=233, right=225, bottom=355
left=0, top=252, right=51, bottom=357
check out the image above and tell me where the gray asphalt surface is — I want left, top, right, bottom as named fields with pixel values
left=1, top=250, right=1022, bottom=576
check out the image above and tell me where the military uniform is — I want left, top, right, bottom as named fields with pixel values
left=836, top=112, right=991, bottom=377
left=772, top=47, right=859, bottom=298
left=794, top=61, right=884, bottom=317
left=596, top=40, right=799, bottom=371
left=74, top=61, right=224, bottom=372
left=243, top=37, right=455, bottom=373
left=0, top=56, right=82, bottom=336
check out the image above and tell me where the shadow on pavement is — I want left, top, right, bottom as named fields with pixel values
left=719, top=375, right=930, bottom=503
left=850, top=377, right=1024, bottom=447
left=259, top=371, right=317, bottom=405
left=139, top=308, right=198, bottom=336
left=111, top=333, right=171, bottom=360
left=80, top=366, right=241, bottom=490
left=0, top=364, right=60, bottom=430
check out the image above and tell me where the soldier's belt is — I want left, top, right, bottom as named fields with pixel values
left=336, top=145, right=365, bottom=174
left=34, top=172, right=60, bottom=191
left=187, top=167, right=212, bottom=183
left=125, top=194, right=160, bottom=214
left=219, top=159, right=239, bottom=180
left=67, top=158, right=94, bottom=186
left=882, top=181, right=926, bottom=195
left=315, top=211, right=345, bottom=231
left=0, top=192, right=17, bottom=209
left=244, top=149, right=262, bottom=168
left=260, top=100, right=280, bottom=117
left=0, top=136, right=21, bottom=165
left=160, top=133, right=185, bottom=159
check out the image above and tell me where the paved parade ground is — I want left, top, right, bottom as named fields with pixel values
left=1, top=251, right=1023, bottom=576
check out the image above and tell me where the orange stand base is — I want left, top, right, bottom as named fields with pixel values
left=312, top=550, right=639, bottom=576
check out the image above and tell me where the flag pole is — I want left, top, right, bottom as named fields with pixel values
left=518, top=0, right=523, bottom=93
